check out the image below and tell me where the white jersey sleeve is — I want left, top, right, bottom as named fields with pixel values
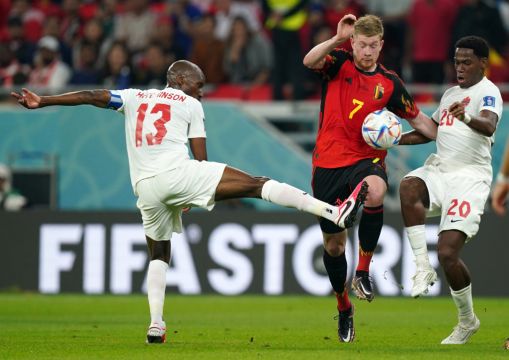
left=187, top=98, right=206, bottom=138
left=477, top=85, right=503, bottom=120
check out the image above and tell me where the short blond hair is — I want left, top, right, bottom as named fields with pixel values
left=353, top=15, right=384, bottom=38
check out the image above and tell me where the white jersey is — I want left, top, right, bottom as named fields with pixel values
left=110, top=88, right=206, bottom=191
left=431, top=77, right=503, bottom=176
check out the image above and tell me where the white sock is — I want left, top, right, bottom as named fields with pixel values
left=147, top=259, right=168, bottom=325
left=406, top=225, right=430, bottom=268
left=451, top=284, right=475, bottom=325
left=261, top=180, right=338, bottom=222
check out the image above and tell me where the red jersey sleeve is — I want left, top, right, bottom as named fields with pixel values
left=317, top=49, right=350, bottom=81
left=385, top=72, right=420, bottom=120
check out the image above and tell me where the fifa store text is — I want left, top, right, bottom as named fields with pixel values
left=38, top=221, right=442, bottom=296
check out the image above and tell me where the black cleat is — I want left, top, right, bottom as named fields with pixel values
left=352, top=271, right=375, bottom=302
left=336, top=305, right=355, bottom=343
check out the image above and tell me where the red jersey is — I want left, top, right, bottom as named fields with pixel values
left=313, top=49, right=420, bottom=168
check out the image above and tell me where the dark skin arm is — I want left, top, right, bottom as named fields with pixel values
left=11, top=88, right=111, bottom=109
left=398, top=130, right=433, bottom=145
left=189, top=137, right=207, bottom=161
left=448, top=102, right=498, bottom=137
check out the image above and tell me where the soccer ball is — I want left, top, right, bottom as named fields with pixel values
left=361, top=109, right=402, bottom=149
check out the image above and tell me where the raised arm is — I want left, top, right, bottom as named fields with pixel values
left=448, top=102, right=498, bottom=137
left=398, top=129, right=433, bottom=145
left=303, top=14, right=356, bottom=69
left=11, top=88, right=111, bottom=109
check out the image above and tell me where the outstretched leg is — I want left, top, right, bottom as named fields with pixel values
left=214, top=166, right=367, bottom=228
left=145, top=236, right=171, bottom=344
left=400, top=176, right=437, bottom=297
left=438, top=230, right=479, bottom=345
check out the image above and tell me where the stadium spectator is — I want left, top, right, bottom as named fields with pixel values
left=193, top=0, right=214, bottom=12
left=100, top=41, right=132, bottom=90
left=0, top=163, right=27, bottom=211
left=0, top=0, right=11, bottom=40
left=211, top=0, right=261, bottom=41
left=28, top=35, right=71, bottom=91
left=59, top=0, right=81, bottom=47
left=491, top=138, right=509, bottom=216
left=72, top=18, right=112, bottom=71
left=113, top=0, right=155, bottom=55
left=11, top=59, right=366, bottom=344
left=262, top=0, right=309, bottom=100
left=163, top=0, right=203, bottom=58
left=312, top=0, right=365, bottom=52
left=405, top=0, right=457, bottom=84
left=189, top=13, right=226, bottom=85
left=223, top=16, right=273, bottom=85
left=149, top=16, right=185, bottom=64
left=0, top=43, right=30, bottom=87
left=8, top=0, right=44, bottom=43
left=450, top=0, right=508, bottom=60
left=41, top=14, right=72, bottom=66
left=69, top=42, right=101, bottom=85
left=362, top=0, right=412, bottom=75
left=400, top=36, right=503, bottom=344
left=93, top=0, right=119, bottom=39
left=134, top=43, right=172, bottom=88
left=3, top=16, right=35, bottom=66
left=303, top=14, right=437, bottom=343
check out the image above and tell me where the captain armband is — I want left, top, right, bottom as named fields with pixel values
left=107, top=91, right=123, bottom=110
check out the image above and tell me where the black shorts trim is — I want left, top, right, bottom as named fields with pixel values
left=312, top=158, right=388, bottom=233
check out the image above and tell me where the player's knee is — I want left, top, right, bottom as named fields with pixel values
left=399, top=178, right=419, bottom=204
left=150, top=240, right=171, bottom=263
left=364, top=186, right=384, bottom=207
left=324, top=241, right=345, bottom=257
left=437, top=246, right=457, bottom=267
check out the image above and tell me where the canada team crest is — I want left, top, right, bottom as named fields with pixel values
left=374, top=83, right=384, bottom=100
left=461, top=97, right=471, bottom=106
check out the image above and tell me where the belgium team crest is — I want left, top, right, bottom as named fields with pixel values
left=374, top=83, right=384, bottom=100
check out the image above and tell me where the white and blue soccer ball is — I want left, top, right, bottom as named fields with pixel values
left=361, top=109, right=402, bottom=149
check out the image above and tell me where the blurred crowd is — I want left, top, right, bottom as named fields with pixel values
left=0, top=0, right=508, bottom=100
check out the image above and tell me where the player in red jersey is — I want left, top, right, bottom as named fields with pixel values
left=303, top=14, right=437, bottom=342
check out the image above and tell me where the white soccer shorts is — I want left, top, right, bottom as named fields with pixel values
left=404, top=157, right=491, bottom=240
left=135, top=159, right=226, bottom=241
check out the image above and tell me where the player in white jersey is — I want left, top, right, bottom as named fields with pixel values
left=398, top=36, right=503, bottom=345
left=11, top=60, right=368, bottom=344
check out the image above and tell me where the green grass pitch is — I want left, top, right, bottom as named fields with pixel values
left=0, top=294, right=508, bottom=359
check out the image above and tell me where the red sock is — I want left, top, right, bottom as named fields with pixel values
left=335, top=288, right=351, bottom=312
left=356, top=247, right=373, bottom=272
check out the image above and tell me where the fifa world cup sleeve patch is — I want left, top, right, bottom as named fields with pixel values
left=107, top=90, right=124, bottom=110
left=483, top=96, right=495, bottom=107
